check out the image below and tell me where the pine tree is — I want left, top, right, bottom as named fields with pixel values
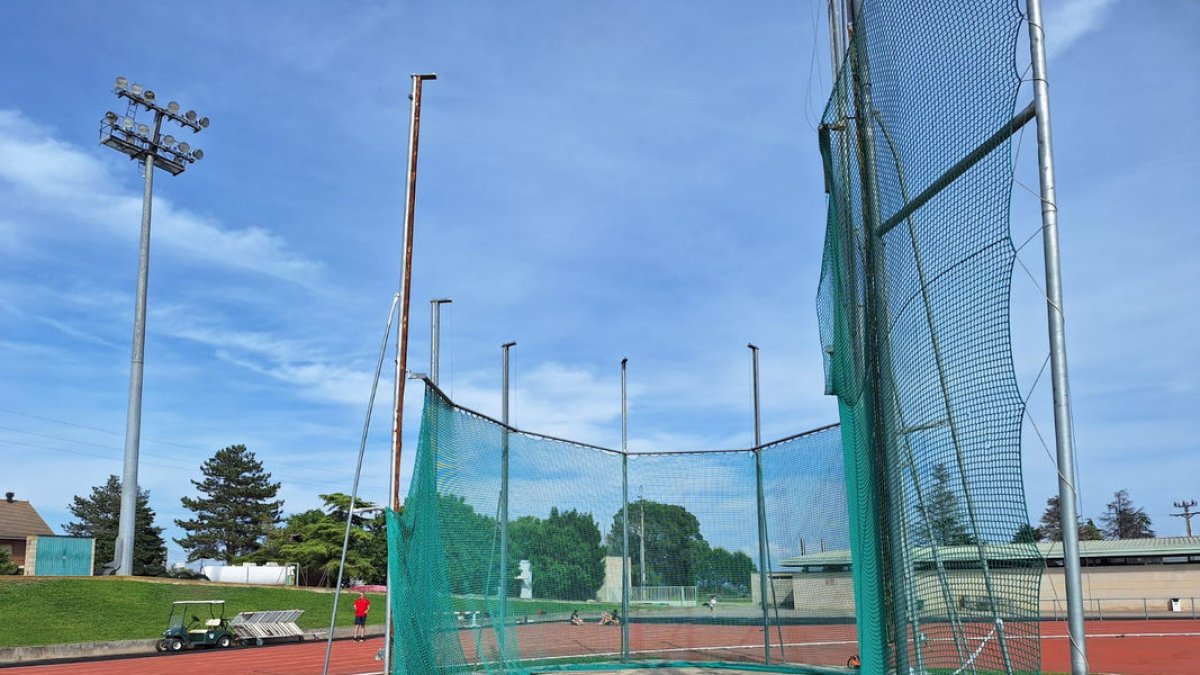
left=175, top=444, right=283, bottom=563
left=1078, top=518, right=1104, bottom=541
left=63, top=475, right=167, bottom=575
left=1100, top=489, right=1154, bottom=540
left=1038, top=496, right=1063, bottom=542
left=925, top=464, right=975, bottom=546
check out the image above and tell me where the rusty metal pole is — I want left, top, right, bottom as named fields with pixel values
left=386, top=72, right=436, bottom=675
left=391, top=72, right=437, bottom=512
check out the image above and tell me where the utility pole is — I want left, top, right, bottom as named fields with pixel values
left=99, top=77, right=208, bottom=576
left=1173, top=500, right=1198, bottom=537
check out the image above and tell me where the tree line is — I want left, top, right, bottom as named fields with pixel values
left=51, top=443, right=755, bottom=597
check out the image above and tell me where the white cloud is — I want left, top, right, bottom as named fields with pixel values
left=1042, top=0, right=1119, bottom=59
left=0, top=109, right=324, bottom=286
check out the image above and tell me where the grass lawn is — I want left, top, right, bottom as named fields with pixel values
left=0, top=576, right=384, bottom=648
left=0, top=577, right=617, bottom=649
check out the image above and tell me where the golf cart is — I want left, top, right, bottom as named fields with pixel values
left=156, top=600, right=238, bottom=652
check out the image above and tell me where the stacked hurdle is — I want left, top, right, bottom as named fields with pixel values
left=230, top=609, right=307, bottom=645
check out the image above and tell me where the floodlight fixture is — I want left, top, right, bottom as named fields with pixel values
left=167, top=101, right=179, bottom=113
left=131, top=82, right=144, bottom=95
left=192, top=148, right=203, bottom=160
left=185, top=110, right=197, bottom=121
left=178, top=141, right=190, bottom=153
left=162, top=134, right=175, bottom=147
left=137, top=123, right=150, bottom=137
left=199, top=117, right=209, bottom=128
left=104, top=111, right=118, bottom=125
left=144, top=90, right=156, bottom=102
left=122, top=117, right=134, bottom=130
left=116, top=76, right=128, bottom=89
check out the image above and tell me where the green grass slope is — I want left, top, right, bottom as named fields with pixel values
left=0, top=577, right=385, bottom=648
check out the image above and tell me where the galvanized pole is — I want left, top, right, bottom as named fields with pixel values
left=1026, top=2, right=1087, bottom=672
left=387, top=71, right=436, bottom=675
left=638, top=486, right=646, bottom=588
left=500, top=340, right=515, bottom=661
left=748, top=344, right=771, bottom=664
left=116, top=111, right=162, bottom=577
left=430, top=298, right=451, bottom=386
left=322, top=294, right=399, bottom=675
left=620, top=358, right=631, bottom=661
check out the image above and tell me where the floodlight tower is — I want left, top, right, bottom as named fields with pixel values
left=99, top=76, right=208, bottom=576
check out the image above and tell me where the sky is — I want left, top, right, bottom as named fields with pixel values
left=1, top=0, right=1196, bottom=568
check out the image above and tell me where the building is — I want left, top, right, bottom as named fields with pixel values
left=0, top=491, right=54, bottom=572
left=758, top=537, right=1200, bottom=618
left=0, top=492, right=95, bottom=576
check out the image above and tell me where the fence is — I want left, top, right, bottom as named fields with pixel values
left=629, top=586, right=698, bottom=606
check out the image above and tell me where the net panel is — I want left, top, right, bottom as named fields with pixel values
left=816, top=0, right=1042, bottom=673
left=389, top=387, right=851, bottom=674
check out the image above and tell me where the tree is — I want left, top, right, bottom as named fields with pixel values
left=509, top=507, right=605, bottom=601
left=1100, top=489, right=1154, bottom=540
left=688, top=539, right=756, bottom=597
left=1011, top=523, right=1040, bottom=544
left=1038, top=496, right=1064, bottom=542
left=63, top=475, right=166, bottom=575
left=924, top=464, right=976, bottom=546
left=606, top=500, right=704, bottom=587
left=1078, top=518, right=1103, bottom=541
left=175, top=444, right=283, bottom=563
left=1039, top=495, right=1103, bottom=542
left=0, top=548, right=19, bottom=575
left=244, top=493, right=379, bottom=587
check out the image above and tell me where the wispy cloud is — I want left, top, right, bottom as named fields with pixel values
left=0, top=109, right=324, bottom=286
left=1042, top=0, right=1119, bottom=58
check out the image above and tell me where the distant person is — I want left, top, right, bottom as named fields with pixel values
left=600, top=610, right=620, bottom=626
left=353, top=592, right=371, bottom=641
left=570, top=610, right=584, bottom=626
left=707, top=595, right=717, bottom=612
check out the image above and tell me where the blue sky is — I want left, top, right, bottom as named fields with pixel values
left=1, top=0, right=1196, bottom=567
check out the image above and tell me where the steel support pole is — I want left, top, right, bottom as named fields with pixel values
left=499, top=340, right=515, bottom=661
left=430, top=299, right=451, bottom=386
left=322, top=294, right=399, bottom=675
left=620, top=358, right=631, bottom=661
left=116, top=111, right=163, bottom=577
left=748, top=345, right=771, bottom=664
left=1025, top=2, right=1087, bottom=673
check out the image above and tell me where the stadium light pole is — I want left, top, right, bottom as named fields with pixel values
left=429, top=298, right=452, bottom=386
left=99, top=77, right=208, bottom=576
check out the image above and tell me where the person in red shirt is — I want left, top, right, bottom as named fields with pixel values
left=353, top=592, right=371, bottom=642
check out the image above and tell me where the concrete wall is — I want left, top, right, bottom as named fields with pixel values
left=595, top=556, right=629, bottom=603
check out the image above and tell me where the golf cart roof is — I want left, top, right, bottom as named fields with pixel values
left=171, top=600, right=226, bottom=605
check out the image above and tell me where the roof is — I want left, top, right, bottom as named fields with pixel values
left=0, top=499, right=54, bottom=538
left=780, top=536, right=1200, bottom=569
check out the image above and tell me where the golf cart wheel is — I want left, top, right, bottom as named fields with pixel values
left=168, top=638, right=184, bottom=652
left=155, top=639, right=168, bottom=652
left=217, top=635, right=233, bottom=648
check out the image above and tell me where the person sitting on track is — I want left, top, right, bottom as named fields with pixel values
left=600, top=610, right=619, bottom=625
left=570, top=610, right=584, bottom=626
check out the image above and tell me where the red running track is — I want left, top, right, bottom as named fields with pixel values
left=4, top=620, right=1199, bottom=674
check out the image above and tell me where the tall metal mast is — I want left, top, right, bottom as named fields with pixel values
left=1025, top=1, right=1087, bottom=672
left=387, top=71, right=436, bottom=675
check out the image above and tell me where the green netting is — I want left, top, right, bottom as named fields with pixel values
left=816, top=0, right=1041, bottom=673
left=389, top=386, right=852, bottom=674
